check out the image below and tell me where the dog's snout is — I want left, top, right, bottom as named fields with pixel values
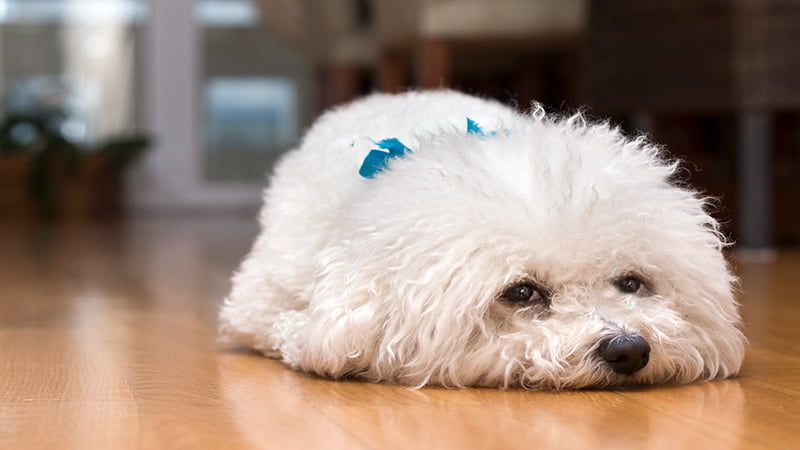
left=599, top=334, right=651, bottom=375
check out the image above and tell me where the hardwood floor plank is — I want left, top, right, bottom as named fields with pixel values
left=217, top=352, right=371, bottom=449
left=0, top=328, right=160, bottom=449
left=740, top=348, right=800, bottom=397
left=266, top=365, right=766, bottom=450
left=619, top=380, right=799, bottom=449
left=429, top=388, right=773, bottom=450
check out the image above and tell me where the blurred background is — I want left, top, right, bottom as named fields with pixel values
left=0, top=0, right=798, bottom=251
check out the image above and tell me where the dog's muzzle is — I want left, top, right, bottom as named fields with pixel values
left=599, top=334, right=651, bottom=375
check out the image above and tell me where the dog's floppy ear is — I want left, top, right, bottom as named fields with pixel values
left=672, top=248, right=745, bottom=380
left=297, top=244, right=387, bottom=379
left=297, top=240, right=499, bottom=386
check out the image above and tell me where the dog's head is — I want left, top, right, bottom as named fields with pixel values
left=300, top=113, right=745, bottom=389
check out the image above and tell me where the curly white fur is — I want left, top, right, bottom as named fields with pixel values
left=219, top=90, right=745, bottom=389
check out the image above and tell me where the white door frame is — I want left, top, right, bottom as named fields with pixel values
left=128, top=0, right=262, bottom=212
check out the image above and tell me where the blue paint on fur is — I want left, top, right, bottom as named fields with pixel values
left=359, top=118, right=498, bottom=179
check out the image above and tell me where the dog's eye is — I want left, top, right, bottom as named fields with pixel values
left=615, top=276, right=643, bottom=294
left=500, top=282, right=549, bottom=306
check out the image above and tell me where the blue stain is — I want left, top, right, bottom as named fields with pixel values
left=377, top=138, right=411, bottom=157
left=467, top=117, right=497, bottom=139
left=358, top=138, right=413, bottom=179
left=359, top=118, right=502, bottom=179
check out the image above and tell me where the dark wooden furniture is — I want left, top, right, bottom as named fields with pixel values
left=583, top=0, right=800, bottom=250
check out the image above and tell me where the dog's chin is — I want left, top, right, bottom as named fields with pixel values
left=586, top=371, right=654, bottom=390
left=547, top=373, right=659, bottom=391
left=569, top=361, right=713, bottom=391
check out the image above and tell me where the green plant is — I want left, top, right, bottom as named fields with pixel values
left=0, top=114, right=150, bottom=218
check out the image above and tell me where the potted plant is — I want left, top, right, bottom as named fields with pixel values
left=0, top=114, right=149, bottom=220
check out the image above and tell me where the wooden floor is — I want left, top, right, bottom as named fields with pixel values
left=1, top=215, right=799, bottom=449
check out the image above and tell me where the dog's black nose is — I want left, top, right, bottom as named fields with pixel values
left=599, top=334, right=651, bottom=375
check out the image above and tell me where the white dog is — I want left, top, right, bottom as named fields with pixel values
left=219, top=90, right=745, bottom=389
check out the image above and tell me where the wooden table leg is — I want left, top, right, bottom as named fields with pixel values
left=378, top=50, right=408, bottom=93
left=416, top=38, right=450, bottom=89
